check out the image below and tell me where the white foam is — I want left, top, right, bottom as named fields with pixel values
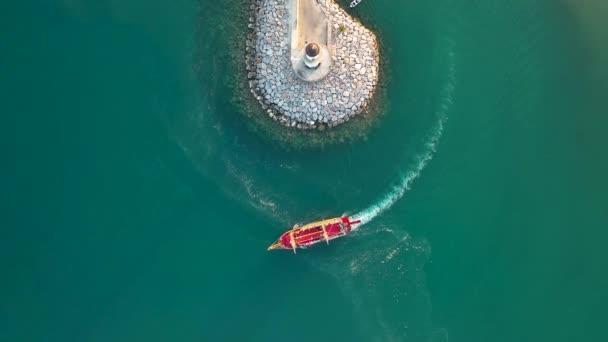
left=224, top=158, right=286, bottom=222
left=352, top=53, right=456, bottom=228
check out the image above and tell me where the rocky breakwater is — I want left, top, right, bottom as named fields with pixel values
left=246, top=0, right=379, bottom=129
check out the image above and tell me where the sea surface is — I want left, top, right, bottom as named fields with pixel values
left=2, top=0, right=608, bottom=341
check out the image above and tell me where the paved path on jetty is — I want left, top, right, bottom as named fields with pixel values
left=295, top=0, right=328, bottom=48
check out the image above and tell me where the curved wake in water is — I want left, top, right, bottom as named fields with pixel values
left=351, top=115, right=446, bottom=226
left=352, top=53, right=455, bottom=228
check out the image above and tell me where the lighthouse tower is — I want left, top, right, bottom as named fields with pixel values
left=303, top=43, right=321, bottom=69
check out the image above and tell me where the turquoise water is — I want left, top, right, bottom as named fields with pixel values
left=2, top=0, right=607, bottom=341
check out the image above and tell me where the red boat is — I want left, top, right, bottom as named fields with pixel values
left=267, top=216, right=361, bottom=252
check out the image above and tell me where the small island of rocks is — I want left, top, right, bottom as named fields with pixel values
left=246, top=0, right=379, bottom=129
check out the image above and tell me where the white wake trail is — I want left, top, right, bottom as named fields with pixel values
left=352, top=115, right=445, bottom=226
left=352, top=53, right=455, bottom=228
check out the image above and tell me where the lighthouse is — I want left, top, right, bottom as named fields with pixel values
left=303, top=43, right=321, bottom=69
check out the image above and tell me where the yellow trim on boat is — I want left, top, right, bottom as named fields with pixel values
left=286, top=217, right=343, bottom=233
left=290, top=231, right=296, bottom=249
left=322, top=224, right=329, bottom=242
left=267, top=242, right=282, bottom=251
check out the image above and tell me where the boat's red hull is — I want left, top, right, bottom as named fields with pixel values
left=268, top=216, right=361, bottom=251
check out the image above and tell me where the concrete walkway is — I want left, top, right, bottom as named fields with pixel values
left=290, top=0, right=332, bottom=82
left=296, top=0, right=328, bottom=48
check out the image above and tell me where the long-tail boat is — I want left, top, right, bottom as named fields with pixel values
left=267, top=216, right=362, bottom=252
